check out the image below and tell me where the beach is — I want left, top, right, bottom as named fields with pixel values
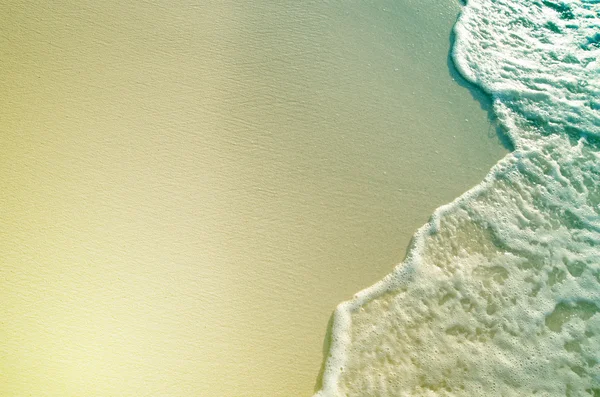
left=1, top=1, right=508, bottom=396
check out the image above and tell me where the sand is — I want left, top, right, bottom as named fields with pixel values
left=0, top=0, right=507, bottom=396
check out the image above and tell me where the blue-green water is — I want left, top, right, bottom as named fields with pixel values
left=317, top=0, right=600, bottom=395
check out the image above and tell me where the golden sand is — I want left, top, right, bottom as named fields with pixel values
left=1, top=1, right=506, bottom=395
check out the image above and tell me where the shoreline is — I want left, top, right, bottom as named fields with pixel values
left=314, top=0, right=600, bottom=394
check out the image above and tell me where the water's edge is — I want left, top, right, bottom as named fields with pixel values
left=313, top=0, right=600, bottom=393
left=311, top=3, right=514, bottom=394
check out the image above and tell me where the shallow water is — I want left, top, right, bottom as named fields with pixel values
left=316, top=0, right=600, bottom=395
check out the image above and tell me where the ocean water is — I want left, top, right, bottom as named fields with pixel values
left=316, top=0, right=600, bottom=395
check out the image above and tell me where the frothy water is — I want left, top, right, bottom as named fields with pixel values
left=315, top=0, right=600, bottom=395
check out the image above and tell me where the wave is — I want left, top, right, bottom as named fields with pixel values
left=314, top=0, right=600, bottom=395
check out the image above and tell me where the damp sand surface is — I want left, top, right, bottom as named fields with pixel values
left=0, top=1, right=507, bottom=396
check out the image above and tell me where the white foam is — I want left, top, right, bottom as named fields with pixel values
left=314, top=0, right=600, bottom=395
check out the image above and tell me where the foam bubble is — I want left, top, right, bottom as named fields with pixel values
left=314, top=0, right=600, bottom=395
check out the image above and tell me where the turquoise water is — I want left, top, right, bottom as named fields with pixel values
left=316, top=0, right=600, bottom=395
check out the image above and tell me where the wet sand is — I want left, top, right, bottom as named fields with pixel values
left=0, top=1, right=506, bottom=396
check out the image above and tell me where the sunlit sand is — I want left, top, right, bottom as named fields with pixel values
left=1, top=1, right=507, bottom=395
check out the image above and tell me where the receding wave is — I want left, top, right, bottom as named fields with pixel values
left=315, top=0, right=600, bottom=395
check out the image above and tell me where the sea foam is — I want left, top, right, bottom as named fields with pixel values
left=315, top=0, right=600, bottom=395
